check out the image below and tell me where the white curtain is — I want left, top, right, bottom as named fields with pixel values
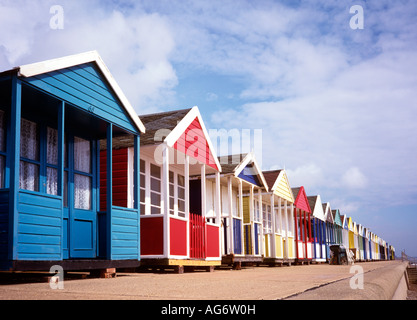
left=20, top=119, right=39, bottom=191
left=20, top=119, right=39, bottom=160
left=74, top=137, right=91, bottom=173
left=47, top=167, right=58, bottom=196
left=19, top=161, right=39, bottom=191
left=47, top=127, right=58, bottom=165
left=74, top=136, right=91, bottom=210
left=46, top=127, right=58, bottom=195
left=74, top=174, right=91, bottom=210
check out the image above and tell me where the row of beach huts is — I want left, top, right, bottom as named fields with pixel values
left=0, top=52, right=394, bottom=275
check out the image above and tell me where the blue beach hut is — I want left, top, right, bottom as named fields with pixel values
left=307, top=195, right=327, bottom=263
left=0, top=51, right=145, bottom=273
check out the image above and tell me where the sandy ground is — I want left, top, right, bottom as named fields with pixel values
left=0, top=261, right=402, bottom=300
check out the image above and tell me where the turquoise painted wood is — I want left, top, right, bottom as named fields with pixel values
left=111, top=207, right=140, bottom=260
left=0, top=58, right=142, bottom=270
left=0, top=190, right=9, bottom=266
left=17, top=191, right=62, bottom=260
left=23, top=63, right=137, bottom=134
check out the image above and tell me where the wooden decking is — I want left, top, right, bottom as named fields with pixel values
left=139, top=258, right=221, bottom=274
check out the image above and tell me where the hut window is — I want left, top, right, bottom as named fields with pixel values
left=20, top=118, right=40, bottom=191
left=46, top=127, right=58, bottom=195
left=254, top=199, right=260, bottom=223
left=0, top=110, right=5, bottom=188
left=169, top=171, right=175, bottom=215
left=150, top=163, right=161, bottom=214
left=73, top=137, right=92, bottom=210
left=177, top=174, right=185, bottom=217
left=262, top=203, right=272, bottom=233
left=140, top=159, right=145, bottom=215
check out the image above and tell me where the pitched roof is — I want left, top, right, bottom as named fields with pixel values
left=139, top=108, right=192, bottom=146
left=307, top=196, right=318, bottom=212
left=218, top=154, right=248, bottom=174
left=262, top=170, right=282, bottom=190
left=137, top=106, right=221, bottom=171
left=291, top=187, right=301, bottom=199
left=291, top=186, right=311, bottom=213
left=5, top=51, right=146, bottom=133
left=218, top=153, right=268, bottom=190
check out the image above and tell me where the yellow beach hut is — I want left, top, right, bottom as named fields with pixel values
left=261, top=170, right=296, bottom=266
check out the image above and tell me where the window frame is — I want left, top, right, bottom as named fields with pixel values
left=140, top=154, right=187, bottom=218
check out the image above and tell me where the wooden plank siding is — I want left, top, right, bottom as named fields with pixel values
left=173, top=117, right=218, bottom=170
left=0, top=190, right=9, bottom=264
left=23, top=63, right=137, bottom=134
left=100, top=148, right=129, bottom=210
left=16, top=191, right=62, bottom=260
left=242, top=197, right=250, bottom=224
left=274, top=173, right=293, bottom=203
left=110, top=207, right=140, bottom=260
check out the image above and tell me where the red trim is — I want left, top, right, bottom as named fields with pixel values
left=294, top=207, right=299, bottom=258
left=293, top=186, right=312, bottom=213
left=206, top=225, right=220, bottom=258
left=140, top=217, right=164, bottom=255
left=170, top=217, right=187, bottom=256
left=189, top=213, right=206, bottom=259
left=174, top=117, right=218, bottom=170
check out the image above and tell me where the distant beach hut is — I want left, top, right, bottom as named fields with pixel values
left=347, top=217, right=357, bottom=259
left=331, top=209, right=343, bottom=246
left=308, top=195, right=327, bottom=263
left=379, top=238, right=386, bottom=260
left=292, top=187, right=313, bottom=264
left=322, top=202, right=334, bottom=261
left=262, top=170, right=296, bottom=266
left=363, top=227, right=370, bottom=261
left=373, top=234, right=381, bottom=260
left=389, top=245, right=395, bottom=260
left=217, top=153, right=268, bottom=269
left=341, top=215, right=350, bottom=254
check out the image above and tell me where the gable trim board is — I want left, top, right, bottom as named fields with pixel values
left=17, top=51, right=145, bottom=134
left=263, top=170, right=294, bottom=204
left=165, top=107, right=221, bottom=171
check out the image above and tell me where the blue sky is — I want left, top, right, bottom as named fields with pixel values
left=1, top=0, right=417, bottom=256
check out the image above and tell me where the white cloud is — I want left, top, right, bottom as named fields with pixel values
left=2, top=0, right=417, bottom=224
left=0, top=1, right=178, bottom=113
left=286, top=164, right=328, bottom=192
left=341, top=167, right=368, bottom=189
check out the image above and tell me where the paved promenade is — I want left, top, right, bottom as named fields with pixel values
left=0, top=260, right=406, bottom=300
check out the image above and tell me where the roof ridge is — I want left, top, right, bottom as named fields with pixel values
left=139, top=108, right=192, bottom=119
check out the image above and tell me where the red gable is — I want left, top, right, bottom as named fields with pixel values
left=293, top=186, right=312, bottom=213
left=173, top=117, right=218, bottom=171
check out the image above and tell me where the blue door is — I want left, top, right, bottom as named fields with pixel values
left=254, top=223, right=260, bottom=255
left=63, top=135, right=97, bottom=259
left=233, top=218, right=242, bottom=254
